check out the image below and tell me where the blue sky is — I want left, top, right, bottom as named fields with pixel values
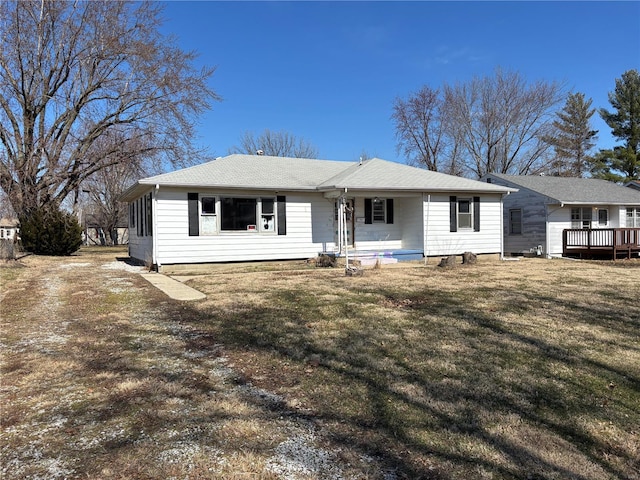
left=161, top=1, right=640, bottom=164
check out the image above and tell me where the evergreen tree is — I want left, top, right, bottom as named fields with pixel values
left=592, top=69, right=640, bottom=181
left=543, top=92, right=597, bottom=176
left=19, top=207, right=83, bottom=256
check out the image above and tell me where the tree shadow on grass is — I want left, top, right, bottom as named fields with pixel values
left=178, top=276, right=639, bottom=480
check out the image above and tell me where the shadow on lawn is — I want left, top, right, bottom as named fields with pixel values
left=178, top=277, right=639, bottom=480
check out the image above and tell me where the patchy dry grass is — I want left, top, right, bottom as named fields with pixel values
left=185, top=258, right=640, bottom=480
left=1, top=250, right=639, bottom=479
left=1, top=248, right=381, bottom=479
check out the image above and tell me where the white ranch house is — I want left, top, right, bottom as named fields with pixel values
left=120, top=155, right=515, bottom=271
left=482, top=173, right=640, bottom=259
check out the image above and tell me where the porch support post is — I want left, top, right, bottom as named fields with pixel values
left=337, top=198, right=344, bottom=255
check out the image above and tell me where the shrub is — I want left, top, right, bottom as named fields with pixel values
left=19, top=207, right=83, bottom=256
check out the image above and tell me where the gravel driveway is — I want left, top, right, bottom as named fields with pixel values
left=1, top=251, right=393, bottom=479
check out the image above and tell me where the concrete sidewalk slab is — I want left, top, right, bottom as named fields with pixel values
left=140, top=272, right=206, bottom=301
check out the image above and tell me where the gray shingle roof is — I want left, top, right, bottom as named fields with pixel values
left=121, top=154, right=514, bottom=201
left=319, top=158, right=513, bottom=192
left=141, top=155, right=350, bottom=189
left=488, top=174, right=640, bottom=205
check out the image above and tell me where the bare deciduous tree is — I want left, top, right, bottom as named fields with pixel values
left=443, top=69, right=564, bottom=177
left=0, top=1, right=220, bottom=217
left=230, top=129, right=319, bottom=158
left=81, top=130, right=149, bottom=245
left=392, top=86, right=461, bottom=174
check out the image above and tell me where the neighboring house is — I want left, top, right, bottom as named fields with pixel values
left=120, top=155, right=515, bottom=271
left=626, top=180, right=640, bottom=191
left=84, top=220, right=129, bottom=246
left=0, top=217, right=19, bottom=241
left=481, top=173, right=640, bottom=258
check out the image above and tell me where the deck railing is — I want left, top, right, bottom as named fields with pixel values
left=563, top=228, right=640, bottom=259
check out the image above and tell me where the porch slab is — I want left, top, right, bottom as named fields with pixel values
left=329, top=249, right=424, bottom=263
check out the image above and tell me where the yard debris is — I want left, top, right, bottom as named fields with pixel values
left=438, top=255, right=457, bottom=267
left=345, top=265, right=363, bottom=276
left=462, top=251, right=477, bottom=264
left=313, top=254, right=337, bottom=268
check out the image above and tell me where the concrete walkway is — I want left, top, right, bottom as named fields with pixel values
left=140, top=272, right=206, bottom=301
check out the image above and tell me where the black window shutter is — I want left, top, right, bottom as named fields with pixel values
left=188, top=193, right=199, bottom=236
left=277, top=195, right=286, bottom=235
left=364, top=198, right=372, bottom=224
left=473, top=196, right=480, bottom=232
left=386, top=198, right=394, bottom=224
left=449, top=196, right=457, bottom=232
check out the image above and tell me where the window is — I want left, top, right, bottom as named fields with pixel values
left=137, top=197, right=144, bottom=236
left=364, top=198, right=394, bottom=224
left=372, top=198, right=386, bottom=222
left=200, top=196, right=217, bottom=235
left=202, top=196, right=216, bottom=215
left=597, top=209, right=608, bottom=227
left=450, top=196, right=480, bottom=232
left=261, top=198, right=275, bottom=232
left=571, top=207, right=592, bottom=229
left=189, top=193, right=286, bottom=236
left=457, top=198, right=472, bottom=229
left=221, top=197, right=257, bottom=231
left=145, top=193, right=153, bottom=236
left=219, top=197, right=276, bottom=232
left=509, top=209, right=522, bottom=235
left=627, top=207, right=640, bottom=227
left=129, top=203, right=135, bottom=228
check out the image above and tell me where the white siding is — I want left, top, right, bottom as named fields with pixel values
left=399, top=197, right=424, bottom=250
left=423, top=194, right=503, bottom=256
left=352, top=197, right=403, bottom=251
left=154, top=189, right=335, bottom=265
left=547, top=206, right=571, bottom=256
left=128, top=189, right=154, bottom=264
left=547, top=205, right=629, bottom=256
left=138, top=188, right=505, bottom=265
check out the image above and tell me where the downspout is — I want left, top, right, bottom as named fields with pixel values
left=500, top=193, right=506, bottom=260
left=424, top=193, right=431, bottom=265
left=545, top=204, right=550, bottom=259
left=153, top=184, right=160, bottom=272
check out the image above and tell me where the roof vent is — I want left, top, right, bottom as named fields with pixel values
left=256, top=149, right=264, bottom=156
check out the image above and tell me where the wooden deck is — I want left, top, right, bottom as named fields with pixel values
left=563, top=228, right=640, bottom=259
